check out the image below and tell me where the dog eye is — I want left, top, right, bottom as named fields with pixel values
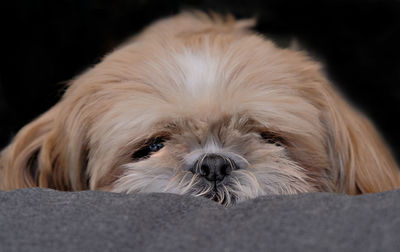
left=132, top=138, right=165, bottom=160
left=260, top=132, right=284, bottom=147
left=148, top=142, right=164, bottom=152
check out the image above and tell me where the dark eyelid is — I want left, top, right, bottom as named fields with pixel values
left=260, top=131, right=286, bottom=146
left=138, top=132, right=171, bottom=146
left=144, top=137, right=165, bottom=146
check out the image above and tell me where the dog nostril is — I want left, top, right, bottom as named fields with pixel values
left=199, top=164, right=210, bottom=176
left=221, top=164, right=232, bottom=176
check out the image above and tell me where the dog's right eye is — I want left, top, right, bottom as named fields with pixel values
left=260, top=132, right=285, bottom=147
left=132, top=138, right=165, bottom=160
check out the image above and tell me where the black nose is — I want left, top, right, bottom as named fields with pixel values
left=197, top=154, right=233, bottom=182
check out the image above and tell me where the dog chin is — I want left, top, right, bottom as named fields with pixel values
left=110, top=158, right=315, bottom=206
left=112, top=173, right=242, bottom=206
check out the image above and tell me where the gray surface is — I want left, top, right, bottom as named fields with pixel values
left=1, top=188, right=400, bottom=252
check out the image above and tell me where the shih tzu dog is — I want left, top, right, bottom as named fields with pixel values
left=1, top=12, right=400, bottom=206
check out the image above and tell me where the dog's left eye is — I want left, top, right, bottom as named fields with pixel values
left=148, top=142, right=164, bottom=152
left=132, top=138, right=165, bottom=160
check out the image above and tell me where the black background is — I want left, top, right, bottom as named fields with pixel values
left=1, top=0, right=400, bottom=161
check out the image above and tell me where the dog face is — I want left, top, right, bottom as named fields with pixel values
left=1, top=12, right=399, bottom=205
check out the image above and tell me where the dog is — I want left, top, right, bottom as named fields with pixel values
left=1, top=12, right=400, bottom=206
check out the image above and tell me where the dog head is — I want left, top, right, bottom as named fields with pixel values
left=1, top=12, right=399, bottom=205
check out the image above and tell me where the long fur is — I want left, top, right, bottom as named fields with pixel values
left=1, top=11, right=400, bottom=205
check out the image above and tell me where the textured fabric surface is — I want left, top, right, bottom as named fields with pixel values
left=0, top=188, right=399, bottom=252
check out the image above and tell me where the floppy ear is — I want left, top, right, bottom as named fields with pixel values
left=0, top=103, right=89, bottom=191
left=322, top=86, right=400, bottom=194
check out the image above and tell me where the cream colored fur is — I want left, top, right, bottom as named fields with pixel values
left=1, top=11, right=399, bottom=205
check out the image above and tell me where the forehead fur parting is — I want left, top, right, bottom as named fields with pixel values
left=70, top=13, right=326, bottom=131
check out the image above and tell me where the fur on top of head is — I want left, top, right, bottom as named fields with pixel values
left=1, top=11, right=400, bottom=205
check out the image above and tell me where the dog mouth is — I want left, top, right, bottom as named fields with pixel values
left=193, top=181, right=237, bottom=206
left=211, top=192, right=237, bottom=206
left=208, top=191, right=237, bottom=206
